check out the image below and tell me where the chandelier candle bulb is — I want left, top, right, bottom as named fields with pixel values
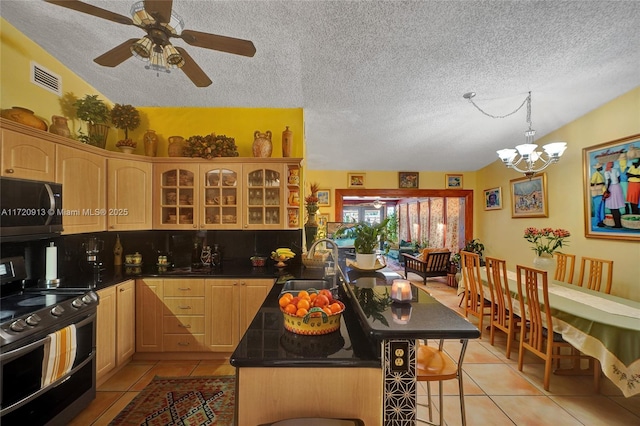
left=391, top=279, right=412, bottom=302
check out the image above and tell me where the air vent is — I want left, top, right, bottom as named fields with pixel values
left=30, top=62, right=62, bottom=96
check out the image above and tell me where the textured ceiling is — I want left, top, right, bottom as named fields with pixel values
left=2, top=1, right=639, bottom=171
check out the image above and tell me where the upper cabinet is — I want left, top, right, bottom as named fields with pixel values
left=1, top=128, right=56, bottom=181
left=153, top=163, right=200, bottom=229
left=200, top=164, right=242, bottom=229
left=56, top=145, right=107, bottom=234
left=107, top=159, right=153, bottom=231
left=243, top=163, right=285, bottom=230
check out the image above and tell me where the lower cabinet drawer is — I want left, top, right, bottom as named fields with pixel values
left=163, top=334, right=206, bottom=352
left=163, top=316, right=205, bottom=334
left=163, top=297, right=205, bottom=316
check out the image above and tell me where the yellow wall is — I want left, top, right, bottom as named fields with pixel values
left=0, top=19, right=304, bottom=158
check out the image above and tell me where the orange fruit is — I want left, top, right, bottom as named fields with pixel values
left=284, top=304, right=297, bottom=315
left=322, top=307, right=333, bottom=316
left=329, top=302, right=342, bottom=314
left=296, top=308, right=308, bottom=317
left=319, top=289, right=333, bottom=301
left=298, top=290, right=310, bottom=299
left=297, top=298, right=311, bottom=311
left=279, top=295, right=292, bottom=308
left=309, top=293, right=318, bottom=303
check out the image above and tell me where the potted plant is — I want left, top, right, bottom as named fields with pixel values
left=463, top=238, right=485, bottom=265
left=73, top=94, right=110, bottom=148
left=111, top=104, right=140, bottom=153
left=336, top=218, right=389, bottom=269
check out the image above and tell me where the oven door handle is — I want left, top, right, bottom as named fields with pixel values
left=0, top=312, right=96, bottom=362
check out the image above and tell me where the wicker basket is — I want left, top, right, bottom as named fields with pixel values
left=281, top=301, right=345, bottom=335
left=302, top=251, right=330, bottom=269
left=621, top=214, right=640, bottom=229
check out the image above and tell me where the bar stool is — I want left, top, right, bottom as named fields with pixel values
left=416, top=339, right=469, bottom=426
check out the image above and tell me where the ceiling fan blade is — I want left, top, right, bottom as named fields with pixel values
left=175, top=47, right=212, bottom=87
left=180, top=29, right=256, bottom=57
left=94, top=39, right=137, bottom=67
left=44, top=0, right=133, bottom=26
left=144, top=0, right=173, bottom=24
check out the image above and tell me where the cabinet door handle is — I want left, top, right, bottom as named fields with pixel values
left=178, top=305, right=192, bottom=310
left=178, top=324, right=192, bottom=328
left=119, top=288, right=125, bottom=292
left=178, top=342, right=190, bottom=346
left=5, top=168, right=14, bottom=173
left=178, top=287, right=191, bottom=291
left=240, top=281, right=246, bottom=286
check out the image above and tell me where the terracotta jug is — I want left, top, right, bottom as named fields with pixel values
left=282, top=126, right=293, bottom=157
left=144, top=129, right=158, bottom=157
left=252, top=130, right=272, bottom=158
left=1, top=106, right=47, bottom=131
left=167, top=135, right=185, bottom=157
left=49, top=115, right=71, bottom=138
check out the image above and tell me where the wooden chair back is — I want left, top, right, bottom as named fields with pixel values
left=516, top=265, right=552, bottom=356
left=461, top=251, right=491, bottom=335
left=485, top=257, right=518, bottom=358
left=554, top=252, right=575, bottom=284
left=577, top=256, right=614, bottom=294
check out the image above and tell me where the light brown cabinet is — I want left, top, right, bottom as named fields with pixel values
left=205, top=278, right=274, bottom=351
left=96, top=280, right=135, bottom=383
left=243, top=163, right=285, bottom=229
left=136, top=278, right=164, bottom=352
left=1, top=128, right=56, bottom=181
left=107, top=159, right=153, bottom=230
left=56, top=145, right=107, bottom=234
left=162, top=279, right=206, bottom=352
left=200, top=164, right=242, bottom=229
left=153, top=164, right=199, bottom=229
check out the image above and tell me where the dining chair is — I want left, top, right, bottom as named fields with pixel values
left=485, top=257, right=519, bottom=359
left=554, top=252, right=576, bottom=284
left=416, top=339, right=469, bottom=426
left=460, top=251, right=493, bottom=337
left=577, top=256, right=614, bottom=294
left=515, top=265, right=597, bottom=391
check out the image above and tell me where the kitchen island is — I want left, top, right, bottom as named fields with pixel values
left=230, top=262, right=480, bottom=425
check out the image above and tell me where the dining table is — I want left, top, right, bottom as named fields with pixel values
left=475, top=269, right=640, bottom=397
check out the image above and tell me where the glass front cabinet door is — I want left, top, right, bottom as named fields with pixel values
left=201, top=164, right=242, bottom=229
left=154, top=164, right=199, bottom=229
left=243, top=164, right=284, bottom=229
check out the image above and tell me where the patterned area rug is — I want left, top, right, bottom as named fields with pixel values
left=110, top=376, right=235, bottom=426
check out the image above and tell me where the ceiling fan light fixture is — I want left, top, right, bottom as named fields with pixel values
left=161, top=13, right=185, bottom=36
left=130, top=36, right=152, bottom=60
left=145, top=48, right=170, bottom=74
left=164, top=44, right=185, bottom=68
left=130, top=2, right=155, bottom=26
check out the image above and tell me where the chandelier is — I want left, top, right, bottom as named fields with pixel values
left=373, top=199, right=384, bottom=209
left=130, top=2, right=185, bottom=74
left=463, top=91, right=567, bottom=178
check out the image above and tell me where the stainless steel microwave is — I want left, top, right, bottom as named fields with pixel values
left=0, top=177, right=63, bottom=241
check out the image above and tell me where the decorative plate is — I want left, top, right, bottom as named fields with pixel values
left=346, top=258, right=386, bottom=271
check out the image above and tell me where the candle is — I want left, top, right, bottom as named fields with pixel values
left=391, top=279, right=412, bottom=302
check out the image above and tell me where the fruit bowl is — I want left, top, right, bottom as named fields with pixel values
left=280, top=299, right=345, bottom=335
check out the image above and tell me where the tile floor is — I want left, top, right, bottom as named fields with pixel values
left=70, top=277, right=639, bottom=425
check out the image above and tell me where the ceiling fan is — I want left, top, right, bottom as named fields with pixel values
left=44, top=0, right=256, bottom=87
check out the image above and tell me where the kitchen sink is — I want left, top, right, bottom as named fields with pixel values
left=281, top=279, right=332, bottom=294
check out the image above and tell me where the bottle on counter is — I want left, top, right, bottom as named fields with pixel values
left=113, top=234, right=123, bottom=266
left=212, top=244, right=222, bottom=267
left=192, top=241, right=202, bottom=268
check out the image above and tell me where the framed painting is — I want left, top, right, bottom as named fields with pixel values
left=399, top=172, right=419, bottom=188
left=348, top=173, right=366, bottom=188
left=445, top=174, right=463, bottom=189
left=317, top=189, right=331, bottom=207
left=583, top=133, right=640, bottom=241
left=317, top=213, right=329, bottom=228
left=510, top=173, right=548, bottom=218
left=483, top=187, right=502, bottom=210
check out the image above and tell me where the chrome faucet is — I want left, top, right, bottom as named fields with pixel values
left=308, top=239, right=341, bottom=289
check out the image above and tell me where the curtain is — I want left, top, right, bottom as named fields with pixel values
left=408, top=202, right=419, bottom=243
left=429, top=198, right=445, bottom=248
left=419, top=199, right=430, bottom=246
left=445, top=197, right=462, bottom=252
left=399, top=203, right=409, bottom=242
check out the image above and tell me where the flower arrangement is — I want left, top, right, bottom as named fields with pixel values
left=524, top=227, right=570, bottom=256
left=305, top=182, right=320, bottom=205
left=111, top=104, right=140, bottom=146
left=183, top=134, right=239, bottom=159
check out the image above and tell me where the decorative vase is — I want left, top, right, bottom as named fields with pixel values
left=533, top=253, right=556, bottom=274
left=1, top=106, right=47, bottom=131
left=144, top=130, right=158, bottom=157
left=305, top=204, right=318, bottom=226
left=167, top=135, right=185, bottom=157
left=88, top=123, right=109, bottom=148
left=49, top=115, right=71, bottom=138
left=304, top=223, right=318, bottom=251
left=118, top=146, right=135, bottom=154
left=252, top=130, right=272, bottom=158
left=282, top=126, right=292, bottom=157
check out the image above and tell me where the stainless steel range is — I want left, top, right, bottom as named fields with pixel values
left=0, top=256, right=99, bottom=425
